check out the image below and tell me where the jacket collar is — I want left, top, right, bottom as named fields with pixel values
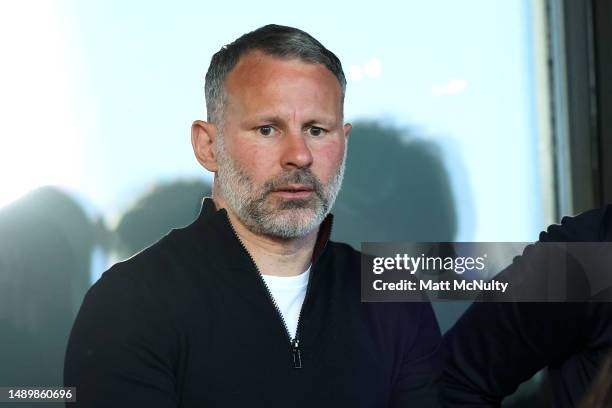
left=196, top=197, right=333, bottom=264
left=190, top=197, right=334, bottom=329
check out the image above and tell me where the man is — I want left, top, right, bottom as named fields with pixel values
left=442, top=205, right=612, bottom=407
left=64, top=24, right=442, bottom=407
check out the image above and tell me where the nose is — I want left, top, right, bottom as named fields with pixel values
left=280, top=129, right=313, bottom=169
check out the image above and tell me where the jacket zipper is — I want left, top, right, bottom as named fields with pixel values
left=226, top=218, right=313, bottom=369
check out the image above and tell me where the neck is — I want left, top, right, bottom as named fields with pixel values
left=213, top=195, right=318, bottom=277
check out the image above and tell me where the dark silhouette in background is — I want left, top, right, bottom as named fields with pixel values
left=0, top=187, right=98, bottom=406
left=113, top=180, right=212, bottom=259
left=332, top=121, right=457, bottom=246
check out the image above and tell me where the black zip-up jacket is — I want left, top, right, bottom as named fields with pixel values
left=442, top=205, right=612, bottom=407
left=64, top=198, right=442, bottom=407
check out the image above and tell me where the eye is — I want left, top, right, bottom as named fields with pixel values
left=257, top=125, right=276, bottom=137
left=308, top=126, right=326, bottom=137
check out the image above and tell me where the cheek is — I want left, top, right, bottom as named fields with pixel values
left=231, top=143, right=277, bottom=182
left=312, top=140, right=346, bottom=179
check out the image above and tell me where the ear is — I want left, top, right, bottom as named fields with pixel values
left=191, top=120, right=218, bottom=172
left=343, top=123, right=352, bottom=140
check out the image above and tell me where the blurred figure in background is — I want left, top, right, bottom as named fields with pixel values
left=0, top=186, right=98, bottom=405
left=112, top=180, right=211, bottom=260
left=332, top=121, right=457, bottom=246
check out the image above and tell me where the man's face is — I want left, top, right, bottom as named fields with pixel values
left=215, top=51, right=350, bottom=239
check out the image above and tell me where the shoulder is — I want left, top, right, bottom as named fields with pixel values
left=540, top=204, right=612, bottom=242
left=88, top=224, right=207, bottom=320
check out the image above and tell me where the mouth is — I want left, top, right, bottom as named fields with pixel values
left=271, top=184, right=314, bottom=199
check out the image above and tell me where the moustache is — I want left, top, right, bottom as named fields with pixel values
left=264, top=170, right=325, bottom=199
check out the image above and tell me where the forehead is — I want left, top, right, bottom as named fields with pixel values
left=223, top=51, right=343, bottom=120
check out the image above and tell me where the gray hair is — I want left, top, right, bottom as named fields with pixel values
left=204, top=24, right=347, bottom=127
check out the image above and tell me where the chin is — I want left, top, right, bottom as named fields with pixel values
left=263, top=211, right=322, bottom=239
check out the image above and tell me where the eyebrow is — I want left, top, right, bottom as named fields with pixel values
left=250, top=115, right=285, bottom=125
left=246, top=115, right=338, bottom=127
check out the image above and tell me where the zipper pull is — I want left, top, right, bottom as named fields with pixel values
left=292, top=338, right=302, bottom=369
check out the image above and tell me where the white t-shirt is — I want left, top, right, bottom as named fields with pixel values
left=261, top=265, right=311, bottom=340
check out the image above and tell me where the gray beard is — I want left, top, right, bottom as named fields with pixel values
left=215, top=134, right=345, bottom=239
